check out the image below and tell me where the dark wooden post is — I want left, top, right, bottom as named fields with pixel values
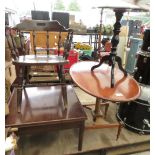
left=98, top=8, right=104, bottom=58
left=58, top=31, right=62, bottom=56
left=91, top=9, right=127, bottom=88
left=110, top=9, right=125, bottom=87
left=46, top=30, right=49, bottom=55
left=33, top=30, right=37, bottom=55
left=18, top=30, right=26, bottom=55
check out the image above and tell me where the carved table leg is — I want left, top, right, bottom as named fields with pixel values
left=91, top=9, right=127, bottom=88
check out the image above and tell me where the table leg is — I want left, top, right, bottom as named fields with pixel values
left=59, top=64, right=68, bottom=108
left=116, top=121, right=124, bottom=140
left=104, top=102, right=109, bottom=119
left=16, top=65, right=24, bottom=113
left=57, top=64, right=64, bottom=83
left=24, top=66, right=29, bottom=84
left=61, top=85, right=68, bottom=109
left=93, top=98, right=102, bottom=121
left=94, top=98, right=101, bottom=114
left=78, top=122, right=85, bottom=151
left=17, top=88, right=22, bottom=112
left=59, top=64, right=66, bottom=83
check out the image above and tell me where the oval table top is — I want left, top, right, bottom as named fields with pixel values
left=70, top=61, right=141, bottom=102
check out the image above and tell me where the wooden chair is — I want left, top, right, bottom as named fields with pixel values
left=14, top=20, right=73, bottom=56
left=6, top=20, right=73, bottom=87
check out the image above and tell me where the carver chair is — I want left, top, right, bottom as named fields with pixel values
left=6, top=20, right=73, bottom=89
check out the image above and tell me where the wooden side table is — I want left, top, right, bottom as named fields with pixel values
left=70, top=61, right=141, bottom=139
left=6, top=85, right=87, bottom=151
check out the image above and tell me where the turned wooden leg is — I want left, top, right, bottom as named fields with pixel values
left=90, top=98, right=108, bottom=122
left=94, top=98, right=101, bottom=114
left=93, top=98, right=101, bottom=121
left=116, top=121, right=124, bottom=140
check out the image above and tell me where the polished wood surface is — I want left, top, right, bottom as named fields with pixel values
left=12, top=54, right=69, bottom=112
left=6, top=85, right=86, bottom=127
left=13, top=55, right=69, bottom=66
left=70, top=61, right=140, bottom=102
left=6, top=85, right=87, bottom=151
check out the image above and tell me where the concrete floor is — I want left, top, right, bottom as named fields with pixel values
left=130, top=151, right=149, bottom=155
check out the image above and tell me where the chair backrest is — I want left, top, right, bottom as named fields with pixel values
left=5, top=26, right=30, bottom=60
left=5, top=27, right=19, bottom=60
left=14, top=20, right=73, bottom=59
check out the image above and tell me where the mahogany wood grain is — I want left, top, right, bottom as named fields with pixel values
left=6, top=85, right=87, bottom=151
left=6, top=85, right=86, bottom=127
left=70, top=61, right=141, bottom=102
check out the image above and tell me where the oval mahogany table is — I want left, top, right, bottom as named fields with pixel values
left=70, top=61, right=141, bottom=138
left=70, top=61, right=140, bottom=102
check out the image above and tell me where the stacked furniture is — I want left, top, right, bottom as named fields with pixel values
left=5, top=20, right=87, bottom=151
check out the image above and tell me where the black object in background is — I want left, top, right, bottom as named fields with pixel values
left=52, top=12, right=69, bottom=28
left=134, top=52, right=150, bottom=85
left=31, top=11, right=50, bottom=20
left=141, top=29, right=150, bottom=52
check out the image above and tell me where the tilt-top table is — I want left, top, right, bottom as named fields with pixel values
left=70, top=61, right=141, bottom=139
left=70, top=61, right=140, bottom=102
left=69, top=1, right=147, bottom=138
